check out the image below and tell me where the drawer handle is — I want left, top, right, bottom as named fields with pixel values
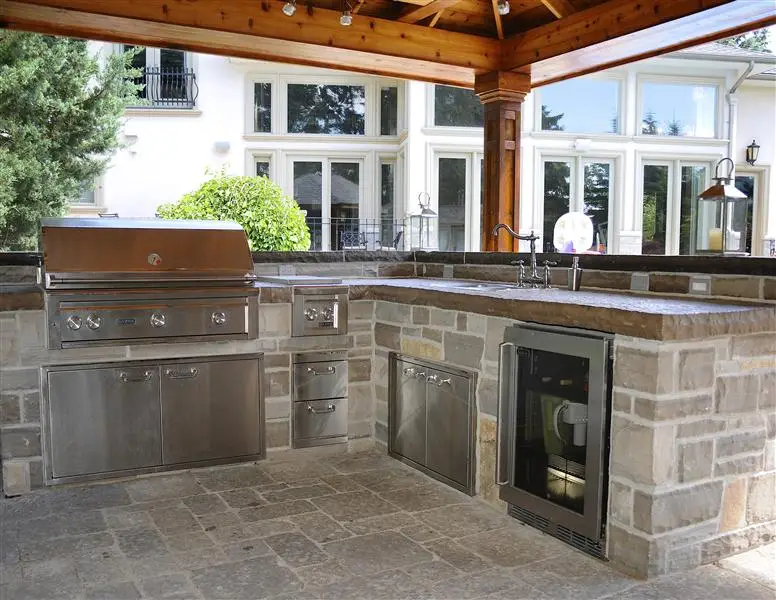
left=164, top=367, right=199, bottom=380
left=306, top=366, right=335, bottom=376
left=426, top=374, right=451, bottom=387
left=118, top=370, right=153, bottom=383
left=307, top=403, right=336, bottom=415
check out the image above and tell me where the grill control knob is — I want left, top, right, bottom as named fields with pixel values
left=211, top=311, right=227, bottom=326
left=150, top=313, right=166, bottom=328
left=86, top=314, right=102, bottom=330
left=66, top=315, right=82, bottom=331
left=304, top=308, right=318, bottom=321
left=322, top=306, right=335, bottom=321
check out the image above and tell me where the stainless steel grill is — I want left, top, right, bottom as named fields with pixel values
left=41, top=218, right=258, bottom=349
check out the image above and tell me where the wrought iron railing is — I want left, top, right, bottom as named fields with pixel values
left=304, top=218, right=406, bottom=251
left=129, top=67, right=199, bottom=109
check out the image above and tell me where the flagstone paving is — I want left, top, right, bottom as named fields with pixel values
left=1, top=444, right=773, bottom=599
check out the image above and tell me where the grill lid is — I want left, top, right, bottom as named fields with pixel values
left=41, top=218, right=256, bottom=288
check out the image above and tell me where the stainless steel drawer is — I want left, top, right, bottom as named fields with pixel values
left=293, top=398, right=347, bottom=447
left=293, top=360, right=347, bottom=401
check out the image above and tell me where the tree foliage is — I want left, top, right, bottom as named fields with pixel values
left=434, top=85, right=483, bottom=127
left=718, top=29, right=771, bottom=53
left=541, top=105, right=565, bottom=131
left=0, top=32, right=141, bottom=250
left=287, top=84, right=365, bottom=134
left=157, top=173, right=311, bottom=252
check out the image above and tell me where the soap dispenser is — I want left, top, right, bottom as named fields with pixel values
left=567, top=256, right=582, bottom=291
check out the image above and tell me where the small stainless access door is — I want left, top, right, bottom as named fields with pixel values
left=293, top=358, right=348, bottom=402
left=45, top=365, right=162, bottom=478
left=160, top=356, right=262, bottom=465
left=498, top=325, right=612, bottom=542
left=426, top=368, right=471, bottom=487
left=392, top=358, right=428, bottom=466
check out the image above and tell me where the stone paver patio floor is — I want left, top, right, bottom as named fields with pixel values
left=1, top=443, right=774, bottom=600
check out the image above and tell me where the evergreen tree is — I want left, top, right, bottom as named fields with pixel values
left=641, top=111, right=659, bottom=135
left=286, top=84, right=366, bottom=134
left=434, top=85, right=483, bottom=127
left=667, top=119, right=682, bottom=136
left=718, top=29, right=771, bottom=53
left=541, top=105, right=565, bottom=131
left=0, top=33, right=141, bottom=250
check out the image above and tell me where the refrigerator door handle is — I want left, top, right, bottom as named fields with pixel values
left=496, top=342, right=515, bottom=486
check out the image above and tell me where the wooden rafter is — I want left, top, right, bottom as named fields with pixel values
left=539, top=0, right=576, bottom=19
left=351, top=0, right=365, bottom=15
left=490, top=0, right=504, bottom=40
left=503, top=0, right=771, bottom=70
left=429, top=10, right=444, bottom=27
left=0, top=1, right=487, bottom=86
left=398, top=0, right=463, bottom=24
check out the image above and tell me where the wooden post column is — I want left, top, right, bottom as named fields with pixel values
left=475, top=71, right=531, bottom=252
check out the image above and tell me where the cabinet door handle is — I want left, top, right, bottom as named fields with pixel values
left=402, top=367, right=416, bottom=377
left=164, top=367, right=199, bottom=380
left=118, top=370, right=153, bottom=383
left=306, top=366, right=335, bottom=376
left=426, top=375, right=451, bottom=387
left=497, top=342, right=515, bottom=486
left=307, top=403, right=336, bottom=414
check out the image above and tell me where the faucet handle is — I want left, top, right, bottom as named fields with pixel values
left=543, top=260, right=558, bottom=267
left=510, top=260, right=525, bottom=266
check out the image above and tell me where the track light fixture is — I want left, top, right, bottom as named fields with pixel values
left=497, top=0, right=510, bottom=15
left=282, top=0, right=297, bottom=17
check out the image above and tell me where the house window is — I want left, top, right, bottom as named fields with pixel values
left=642, top=164, right=670, bottom=254
left=380, top=162, right=397, bottom=247
left=254, top=83, right=272, bottom=133
left=74, top=183, right=96, bottom=205
left=287, top=84, right=366, bottom=135
left=123, top=46, right=197, bottom=109
left=640, top=82, right=718, bottom=138
left=734, top=174, right=756, bottom=255
left=543, top=160, right=572, bottom=250
left=539, top=79, right=620, bottom=134
left=434, top=85, right=483, bottom=127
left=380, top=87, right=398, bottom=136
left=437, top=157, right=467, bottom=251
left=255, top=160, right=271, bottom=178
left=679, top=166, right=707, bottom=255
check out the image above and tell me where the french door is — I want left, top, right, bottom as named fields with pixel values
left=434, top=152, right=483, bottom=252
left=290, top=158, right=364, bottom=251
left=540, top=156, right=615, bottom=253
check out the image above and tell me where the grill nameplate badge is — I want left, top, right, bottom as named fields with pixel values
left=147, top=252, right=163, bottom=266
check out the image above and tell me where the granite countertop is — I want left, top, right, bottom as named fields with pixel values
left=3, top=278, right=773, bottom=341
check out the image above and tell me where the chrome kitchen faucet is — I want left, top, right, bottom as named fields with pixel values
left=492, top=223, right=555, bottom=288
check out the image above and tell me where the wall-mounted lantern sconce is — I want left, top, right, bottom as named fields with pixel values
left=745, top=139, right=760, bottom=166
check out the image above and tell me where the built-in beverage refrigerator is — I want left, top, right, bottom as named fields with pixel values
left=497, top=324, right=613, bottom=557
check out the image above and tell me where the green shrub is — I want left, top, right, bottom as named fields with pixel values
left=157, top=173, right=310, bottom=251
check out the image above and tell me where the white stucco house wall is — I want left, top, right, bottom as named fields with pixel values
left=73, top=41, right=776, bottom=256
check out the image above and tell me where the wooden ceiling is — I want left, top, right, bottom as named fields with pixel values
left=1, top=0, right=774, bottom=87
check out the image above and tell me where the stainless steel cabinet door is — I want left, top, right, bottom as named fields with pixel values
left=392, top=359, right=428, bottom=466
left=46, top=366, right=162, bottom=478
left=160, top=358, right=261, bottom=465
left=425, top=368, right=471, bottom=486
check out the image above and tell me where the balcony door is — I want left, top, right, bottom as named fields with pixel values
left=291, top=158, right=364, bottom=251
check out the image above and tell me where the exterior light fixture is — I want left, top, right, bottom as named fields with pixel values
left=497, top=0, right=510, bottom=16
left=282, top=0, right=296, bottom=17
left=407, top=192, right=437, bottom=250
left=693, top=157, right=749, bottom=256
left=340, top=8, right=353, bottom=25
left=745, top=139, right=760, bottom=166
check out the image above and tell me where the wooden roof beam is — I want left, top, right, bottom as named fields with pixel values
left=490, top=0, right=504, bottom=39
left=429, top=10, right=444, bottom=27
left=503, top=0, right=776, bottom=78
left=0, top=1, right=488, bottom=87
left=540, top=0, right=576, bottom=19
left=3, top=0, right=499, bottom=74
left=398, top=0, right=463, bottom=24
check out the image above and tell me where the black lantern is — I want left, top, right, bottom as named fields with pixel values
left=746, top=139, right=760, bottom=166
left=407, top=192, right=437, bottom=250
left=693, top=158, right=748, bottom=256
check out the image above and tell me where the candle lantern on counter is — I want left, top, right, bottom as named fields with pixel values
left=693, top=158, right=749, bottom=256
left=407, top=192, right=437, bottom=250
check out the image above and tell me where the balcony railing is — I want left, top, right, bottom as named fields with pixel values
left=129, top=67, right=199, bottom=109
left=305, top=218, right=406, bottom=251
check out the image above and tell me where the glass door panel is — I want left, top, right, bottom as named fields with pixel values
left=514, top=348, right=590, bottom=514
left=438, top=157, right=467, bottom=252
left=330, top=162, right=360, bottom=250
left=734, top=175, right=755, bottom=255
left=583, top=162, right=610, bottom=253
left=543, top=161, right=572, bottom=252
left=679, top=166, right=707, bottom=255
left=293, top=161, right=323, bottom=250
left=642, top=164, right=669, bottom=254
